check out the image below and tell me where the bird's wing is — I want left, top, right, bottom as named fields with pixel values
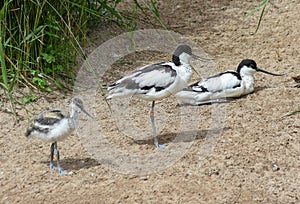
left=188, top=71, right=241, bottom=93
left=189, top=71, right=241, bottom=93
left=34, top=109, right=67, bottom=126
left=108, top=62, right=176, bottom=93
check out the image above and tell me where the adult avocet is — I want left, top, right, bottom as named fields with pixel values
left=175, top=59, right=285, bottom=105
left=107, top=45, right=209, bottom=149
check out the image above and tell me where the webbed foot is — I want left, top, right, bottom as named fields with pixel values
left=156, top=143, right=166, bottom=150
left=57, top=166, right=68, bottom=176
left=50, top=162, right=57, bottom=170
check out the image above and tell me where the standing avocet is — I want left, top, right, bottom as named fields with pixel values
left=107, top=45, right=208, bottom=149
left=25, top=98, right=93, bottom=175
left=175, top=59, right=285, bottom=105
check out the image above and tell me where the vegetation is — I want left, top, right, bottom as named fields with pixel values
left=2, top=0, right=296, bottom=120
left=281, top=110, right=300, bottom=118
left=244, top=0, right=272, bottom=34
left=0, top=0, right=162, bottom=121
left=246, top=1, right=299, bottom=117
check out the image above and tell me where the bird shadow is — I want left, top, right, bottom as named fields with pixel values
left=254, top=86, right=269, bottom=93
left=231, top=86, right=269, bottom=100
left=134, top=127, right=230, bottom=146
left=41, top=157, right=100, bottom=171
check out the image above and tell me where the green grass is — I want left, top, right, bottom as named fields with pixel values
left=0, top=0, right=163, bottom=122
left=244, top=0, right=271, bottom=34
left=281, top=110, right=300, bottom=118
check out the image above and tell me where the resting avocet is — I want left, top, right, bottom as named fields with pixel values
left=25, top=98, right=93, bottom=175
left=107, top=45, right=209, bottom=149
left=175, top=59, right=285, bottom=105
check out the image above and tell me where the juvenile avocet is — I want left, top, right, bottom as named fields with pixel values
left=175, top=59, right=285, bottom=105
left=25, top=98, right=93, bottom=175
left=107, top=45, right=208, bottom=149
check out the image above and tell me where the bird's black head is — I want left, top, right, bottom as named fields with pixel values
left=72, top=98, right=84, bottom=109
left=71, top=98, right=94, bottom=119
left=172, top=45, right=192, bottom=66
left=237, top=59, right=285, bottom=76
left=237, top=59, right=257, bottom=73
left=174, top=45, right=192, bottom=56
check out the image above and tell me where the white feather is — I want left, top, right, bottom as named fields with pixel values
left=107, top=61, right=192, bottom=101
left=175, top=70, right=252, bottom=105
left=29, top=118, right=74, bottom=143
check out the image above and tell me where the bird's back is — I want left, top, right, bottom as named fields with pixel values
left=107, top=62, right=181, bottom=100
left=195, top=71, right=241, bottom=93
left=26, top=109, right=74, bottom=143
left=175, top=70, right=244, bottom=105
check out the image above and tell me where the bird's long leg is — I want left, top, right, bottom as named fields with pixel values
left=50, top=143, right=55, bottom=170
left=150, top=101, right=165, bottom=149
left=54, top=142, right=68, bottom=176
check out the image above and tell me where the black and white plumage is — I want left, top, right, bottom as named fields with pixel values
left=25, top=98, right=93, bottom=175
left=107, top=45, right=208, bottom=149
left=175, top=59, right=285, bottom=105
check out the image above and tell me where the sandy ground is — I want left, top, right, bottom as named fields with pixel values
left=1, top=0, right=299, bottom=203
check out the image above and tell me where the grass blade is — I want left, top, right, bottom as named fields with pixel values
left=244, top=0, right=269, bottom=19
left=281, top=110, right=300, bottom=118
left=252, top=1, right=268, bottom=34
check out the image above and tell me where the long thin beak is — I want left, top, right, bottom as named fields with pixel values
left=256, top=67, right=286, bottom=76
left=191, top=54, right=212, bottom=62
left=81, top=107, right=94, bottom=119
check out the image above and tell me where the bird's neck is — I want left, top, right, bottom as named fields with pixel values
left=180, top=53, right=191, bottom=65
left=173, top=53, right=192, bottom=66
left=241, top=73, right=255, bottom=94
left=69, top=108, right=79, bottom=129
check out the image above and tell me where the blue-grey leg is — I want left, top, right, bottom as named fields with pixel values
left=50, top=143, right=55, bottom=170
left=150, top=101, right=165, bottom=149
left=54, top=142, right=68, bottom=176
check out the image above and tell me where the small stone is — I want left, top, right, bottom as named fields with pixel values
left=139, top=176, right=148, bottom=180
left=187, top=172, right=192, bottom=177
left=271, top=163, right=280, bottom=172
left=34, top=188, right=40, bottom=194
left=225, top=155, right=232, bottom=159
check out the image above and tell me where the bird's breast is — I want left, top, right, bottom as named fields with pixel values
left=241, top=75, right=255, bottom=95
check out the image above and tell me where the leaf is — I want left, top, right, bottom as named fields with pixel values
left=100, top=1, right=123, bottom=21
left=65, top=0, right=101, bottom=17
left=8, top=73, right=17, bottom=93
left=32, top=77, right=47, bottom=88
left=41, top=53, right=56, bottom=63
left=252, top=1, right=268, bottom=34
left=150, top=0, right=160, bottom=18
left=55, top=81, right=63, bottom=90
left=244, top=0, right=269, bottom=19
left=21, top=25, right=46, bottom=44
left=0, top=34, right=8, bottom=88
left=282, top=110, right=300, bottom=118
left=0, top=0, right=10, bottom=21
left=46, top=24, right=60, bottom=31
left=30, top=70, right=38, bottom=75
left=46, top=87, right=52, bottom=92
left=45, top=31, right=60, bottom=39
left=22, top=94, right=36, bottom=104
left=0, top=82, right=8, bottom=91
